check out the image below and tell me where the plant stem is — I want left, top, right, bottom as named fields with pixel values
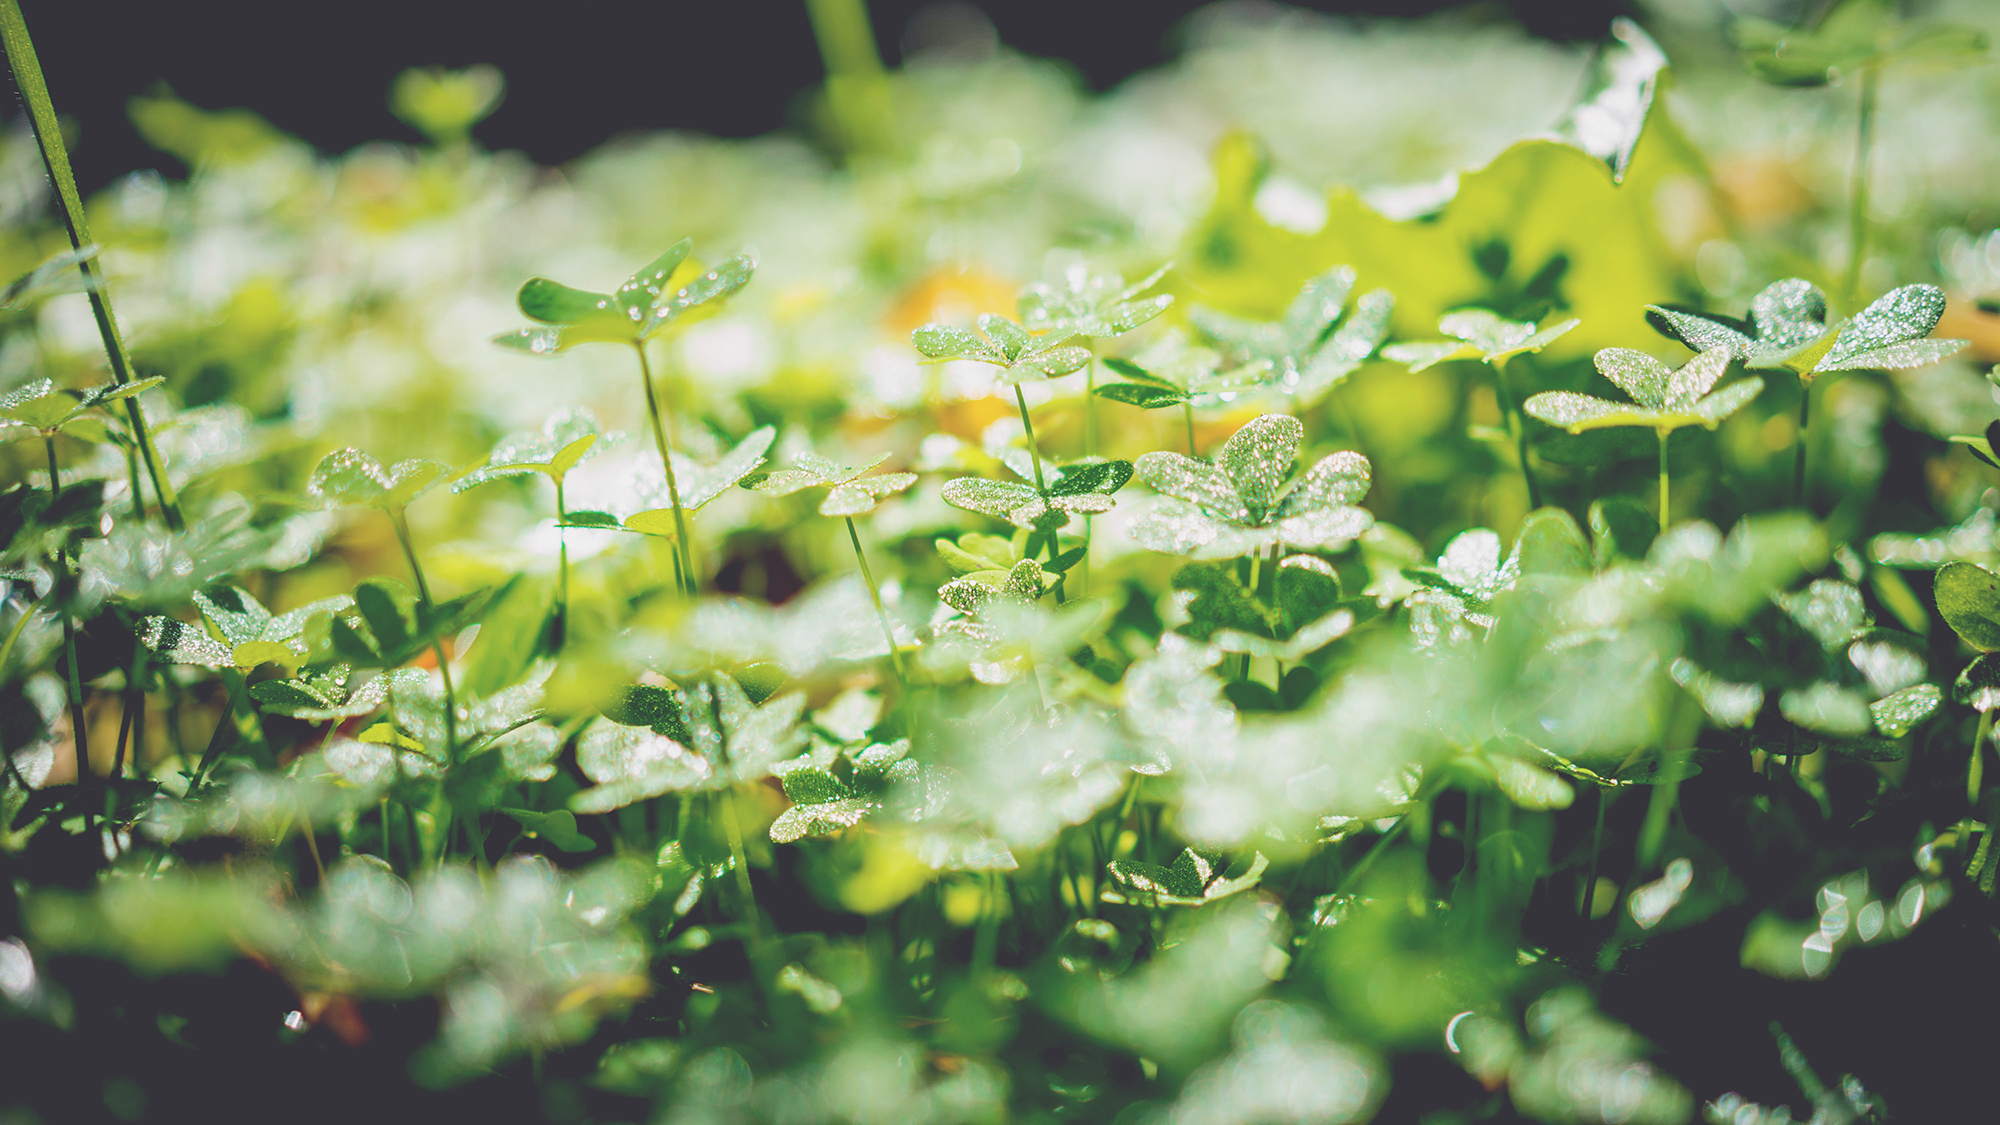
left=1970, top=710, right=1992, bottom=807
left=1, top=0, right=180, bottom=529
left=1084, top=354, right=1097, bottom=459
left=634, top=343, right=698, bottom=595
left=1183, top=399, right=1198, bottom=456
left=0, top=591, right=39, bottom=675
left=720, top=789, right=762, bottom=944
left=1841, top=66, right=1878, bottom=308
left=1791, top=383, right=1811, bottom=509
left=46, top=437, right=91, bottom=819
left=1657, top=429, right=1671, bottom=534
left=1493, top=359, right=1541, bottom=510
left=1581, top=786, right=1609, bottom=923
left=846, top=516, right=907, bottom=688
left=1013, top=385, right=1047, bottom=493
left=1335, top=814, right=1411, bottom=894
left=391, top=509, right=456, bottom=759
left=802, top=0, right=891, bottom=156
left=553, top=478, right=569, bottom=652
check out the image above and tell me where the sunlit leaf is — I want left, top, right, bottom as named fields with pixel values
left=1935, top=561, right=2000, bottom=651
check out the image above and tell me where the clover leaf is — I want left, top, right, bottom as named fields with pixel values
left=1647, top=280, right=1964, bottom=381
left=620, top=426, right=776, bottom=529
left=139, top=584, right=354, bottom=672
left=1017, top=262, right=1174, bottom=339
left=1092, top=357, right=1192, bottom=409
left=768, top=739, right=921, bottom=844
left=927, top=558, right=1101, bottom=685
left=742, top=451, right=917, bottom=517
left=941, top=457, right=1132, bottom=532
left=491, top=240, right=755, bottom=354
left=1936, top=561, right=2000, bottom=651
left=1130, top=413, right=1372, bottom=559
left=911, top=313, right=1093, bottom=385
left=1172, top=555, right=1354, bottom=661
left=1, top=377, right=165, bottom=444
left=1382, top=309, right=1580, bottom=373
left=453, top=409, right=604, bottom=493
left=1187, top=265, right=1394, bottom=402
left=308, top=448, right=454, bottom=511
left=1524, top=348, right=1763, bottom=436
left=1101, top=848, right=1268, bottom=907
left=572, top=672, right=807, bottom=814
left=1733, top=0, right=1988, bottom=88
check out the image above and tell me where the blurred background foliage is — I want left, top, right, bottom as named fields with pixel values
left=6, top=0, right=2000, bottom=1122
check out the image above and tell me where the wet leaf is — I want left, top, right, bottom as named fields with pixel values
left=1935, top=561, right=2000, bottom=651
left=1871, top=683, right=1940, bottom=737
left=1779, top=681, right=1874, bottom=736
left=1093, top=382, right=1187, bottom=408
left=1671, top=659, right=1765, bottom=728
left=1954, top=653, right=2000, bottom=712
left=1775, top=579, right=1869, bottom=650
left=1548, top=18, right=1666, bottom=184
left=1819, top=285, right=1965, bottom=372
left=1514, top=508, right=1590, bottom=576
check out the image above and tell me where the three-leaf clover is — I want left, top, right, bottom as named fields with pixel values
left=572, top=672, right=806, bottom=813
left=1130, top=413, right=1372, bottom=559
left=1525, top=348, right=1763, bottom=436
left=492, top=239, right=754, bottom=354
left=1017, top=262, right=1174, bottom=339
left=1381, top=308, right=1580, bottom=372
left=1647, top=280, right=1965, bottom=381
left=927, top=557, right=1099, bottom=685
left=1, top=377, right=164, bottom=445
left=308, top=448, right=455, bottom=514
left=742, top=452, right=917, bottom=517
left=1171, top=554, right=1354, bottom=661
left=452, top=409, right=604, bottom=495
left=768, top=739, right=922, bottom=844
left=941, top=458, right=1133, bottom=533
left=1101, top=847, right=1268, bottom=907
left=912, top=313, right=1094, bottom=385
left=139, top=584, right=352, bottom=673
left=1187, top=265, right=1394, bottom=401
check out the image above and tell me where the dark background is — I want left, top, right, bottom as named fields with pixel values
left=14, top=0, right=1627, bottom=195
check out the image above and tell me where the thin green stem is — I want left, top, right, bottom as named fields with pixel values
left=553, top=477, right=569, bottom=652
left=1792, top=382, right=1811, bottom=509
left=190, top=670, right=248, bottom=793
left=1492, top=358, right=1541, bottom=510
left=802, top=0, right=892, bottom=156
left=47, top=437, right=90, bottom=818
left=720, top=789, right=762, bottom=944
left=1013, top=385, right=1047, bottom=493
left=1841, top=67, right=1878, bottom=308
left=1970, top=710, right=1992, bottom=807
left=635, top=344, right=697, bottom=595
left=1657, top=429, right=1671, bottom=534
left=846, top=516, right=907, bottom=689
left=1183, top=399, right=1197, bottom=456
left=1084, top=353, right=1097, bottom=459
left=1581, top=786, right=1609, bottom=923
left=1, top=0, right=180, bottom=529
left=391, top=509, right=456, bottom=759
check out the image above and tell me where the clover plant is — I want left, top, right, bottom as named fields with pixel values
left=6, top=4, right=2000, bottom=1122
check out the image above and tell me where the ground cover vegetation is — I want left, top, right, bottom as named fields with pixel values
left=4, top=0, right=2000, bottom=1120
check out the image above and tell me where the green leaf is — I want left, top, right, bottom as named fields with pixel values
left=1514, top=508, right=1591, bottom=576
left=648, top=254, right=755, bottom=332
left=498, top=807, right=595, bottom=853
left=0, top=380, right=78, bottom=430
left=1172, top=563, right=1275, bottom=642
left=1820, top=285, right=1962, bottom=372
left=138, top=616, right=234, bottom=668
left=1589, top=497, right=1655, bottom=566
left=1218, top=414, right=1302, bottom=522
left=1048, top=459, right=1133, bottom=498
left=941, top=477, right=1048, bottom=530
left=1871, top=683, right=1941, bottom=738
left=602, top=684, right=691, bottom=742
left=1935, top=561, right=2000, bottom=651
left=1, top=244, right=100, bottom=310
left=1954, top=653, right=2000, bottom=712
left=192, top=585, right=271, bottom=648
left=353, top=579, right=415, bottom=657
left=1548, top=18, right=1665, bottom=184
left=671, top=426, right=776, bottom=510
left=1274, top=555, right=1342, bottom=632
left=1093, top=383, right=1187, bottom=409
left=518, top=277, right=620, bottom=328
left=563, top=510, right=622, bottom=529
left=614, top=239, right=693, bottom=320
left=1100, top=357, right=1175, bottom=387
left=1775, top=579, right=1869, bottom=650
left=307, top=448, right=388, bottom=507
left=912, top=324, right=1004, bottom=364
